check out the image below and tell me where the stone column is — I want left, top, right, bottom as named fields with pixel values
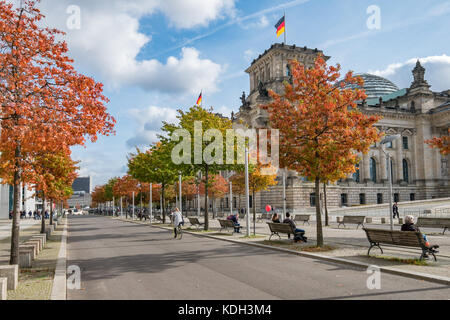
left=379, top=146, right=387, bottom=182
left=396, top=138, right=403, bottom=183
left=363, top=153, right=370, bottom=182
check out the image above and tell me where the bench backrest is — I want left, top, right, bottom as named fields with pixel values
left=363, top=228, right=424, bottom=248
left=219, top=219, right=234, bottom=228
left=294, top=215, right=310, bottom=222
left=188, top=217, right=200, bottom=225
left=417, top=217, right=450, bottom=228
left=343, top=216, right=366, bottom=223
left=267, top=222, right=295, bottom=234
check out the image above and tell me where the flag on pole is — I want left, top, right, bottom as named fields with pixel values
left=196, top=92, right=202, bottom=106
left=275, top=16, right=285, bottom=38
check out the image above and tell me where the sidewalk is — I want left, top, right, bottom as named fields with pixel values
left=0, top=219, right=40, bottom=241
left=113, top=215, right=450, bottom=281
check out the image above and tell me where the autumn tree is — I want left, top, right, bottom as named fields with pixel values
left=112, top=175, right=139, bottom=218
left=0, top=0, right=115, bottom=264
left=198, top=174, right=229, bottom=217
left=427, top=128, right=449, bottom=155
left=128, top=144, right=178, bottom=223
left=161, top=106, right=234, bottom=230
left=263, top=57, right=381, bottom=247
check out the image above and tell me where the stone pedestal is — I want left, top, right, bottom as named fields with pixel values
left=25, top=240, right=41, bottom=254
left=0, top=265, right=18, bottom=290
left=19, top=251, right=32, bottom=268
left=32, top=234, right=46, bottom=246
left=0, top=277, right=7, bottom=300
left=19, top=246, right=35, bottom=261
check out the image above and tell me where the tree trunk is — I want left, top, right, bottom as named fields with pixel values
left=315, top=177, right=324, bottom=247
left=253, top=190, right=256, bottom=236
left=41, top=194, right=46, bottom=234
left=204, top=165, right=209, bottom=231
left=323, top=183, right=329, bottom=227
left=10, top=144, right=22, bottom=265
left=50, top=199, right=53, bottom=226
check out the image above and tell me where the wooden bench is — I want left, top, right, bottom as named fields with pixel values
left=188, top=217, right=204, bottom=229
left=294, top=214, right=311, bottom=226
left=218, top=219, right=242, bottom=234
left=363, top=228, right=438, bottom=261
left=338, top=216, right=366, bottom=229
left=267, top=222, right=302, bottom=241
left=416, top=217, right=450, bottom=235
left=154, top=215, right=164, bottom=223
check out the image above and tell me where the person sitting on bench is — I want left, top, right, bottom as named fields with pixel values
left=401, top=215, right=439, bottom=258
left=227, top=213, right=241, bottom=233
left=283, top=212, right=307, bottom=243
left=272, top=213, right=280, bottom=223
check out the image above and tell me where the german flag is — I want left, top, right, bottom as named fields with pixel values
left=196, top=92, right=202, bottom=106
left=275, top=16, right=285, bottom=37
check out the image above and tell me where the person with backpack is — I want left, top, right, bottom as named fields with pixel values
left=283, top=212, right=307, bottom=243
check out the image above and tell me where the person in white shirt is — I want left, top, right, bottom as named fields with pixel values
left=172, top=208, right=184, bottom=238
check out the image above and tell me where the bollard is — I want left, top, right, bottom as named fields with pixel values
left=19, top=251, right=32, bottom=268
left=0, top=265, right=18, bottom=290
left=0, top=277, right=7, bottom=300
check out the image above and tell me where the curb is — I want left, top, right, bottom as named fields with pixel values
left=50, top=219, right=67, bottom=300
left=117, top=218, right=450, bottom=286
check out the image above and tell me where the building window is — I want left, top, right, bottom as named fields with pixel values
left=286, top=64, right=291, bottom=77
left=377, top=193, right=383, bottom=204
left=370, top=158, right=377, bottom=183
left=402, top=159, right=409, bottom=183
left=359, top=193, right=366, bottom=205
left=394, top=193, right=400, bottom=203
left=402, top=136, right=409, bottom=150
left=341, top=194, right=348, bottom=207
left=386, top=141, right=393, bottom=148
left=410, top=193, right=416, bottom=201
left=310, top=193, right=316, bottom=207
left=249, top=195, right=253, bottom=208
left=225, top=197, right=229, bottom=209
left=353, top=163, right=360, bottom=183
left=233, top=197, right=237, bottom=209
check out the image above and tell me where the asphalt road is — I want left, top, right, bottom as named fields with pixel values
left=67, top=216, right=450, bottom=300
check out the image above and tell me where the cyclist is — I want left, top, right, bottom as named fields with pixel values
left=172, top=207, right=184, bottom=239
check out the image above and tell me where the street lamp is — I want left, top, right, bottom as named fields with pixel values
left=381, top=134, right=401, bottom=231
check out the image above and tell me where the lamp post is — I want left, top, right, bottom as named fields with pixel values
left=381, top=134, right=401, bottom=231
left=245, top=147, right=250, bottom=236
left=179, top=173, right=182, bottom=215
left=149, top=183, right=153, bottom=224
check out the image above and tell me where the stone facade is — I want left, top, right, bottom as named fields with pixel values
left=233, top=43, right=450, bottom=213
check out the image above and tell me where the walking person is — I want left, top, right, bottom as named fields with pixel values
left=393, top=202, right=399, bottom=219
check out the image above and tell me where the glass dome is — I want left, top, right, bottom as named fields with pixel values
left=342, top=73, right=400, bottom=99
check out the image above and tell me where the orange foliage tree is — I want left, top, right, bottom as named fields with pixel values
left=0, top=0, right=115, bottom=264
left=199, top=174, right=229, bottom=217
left=427, top=128, right=449, bottom=155
left=112, top=175, right=139, bottom=218
left=262, top=57, right=382, bottom=246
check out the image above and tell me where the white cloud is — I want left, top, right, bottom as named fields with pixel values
left=126, top=106, right=179, bottom=148
left=369, top=55, right=450, bottom=92
left=244, top=49, right=255, bottom=62
left=31, top=0, right=230, bottom=94
left=159, top=0, right=236, bottom=29
left=240, top=15, right=269, bottom=30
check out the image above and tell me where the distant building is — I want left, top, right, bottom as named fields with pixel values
left=234, top=43, right=450, bottom=212
left=0, top=183, right=41, bottom=219
left=67, top=177, right=92, bottom=209
left=72, top=177, right=91, bottom=194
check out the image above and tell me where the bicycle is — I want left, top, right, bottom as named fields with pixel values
left=174, top=223, right=183, bottom=240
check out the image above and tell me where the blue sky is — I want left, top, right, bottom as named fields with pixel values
left=34, top=0, right=450, bottom=188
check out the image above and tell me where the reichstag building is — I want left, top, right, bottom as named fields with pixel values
left=232, top=43, right=450, bottom=212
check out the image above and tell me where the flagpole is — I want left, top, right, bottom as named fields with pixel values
left=284, top=11, right=287, bottom=45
